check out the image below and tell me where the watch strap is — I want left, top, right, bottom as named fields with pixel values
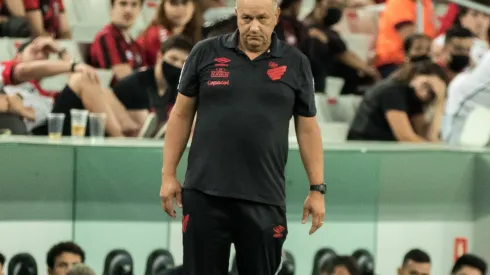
left=310, top=184, right=327, bottom=194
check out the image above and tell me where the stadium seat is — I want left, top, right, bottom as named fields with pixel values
left=0, top=38, right=14, bottom=60
left=96, top=69, right=114, bottom=88
left=74, top=0, right=110, bottom=25
left=63, top=0, right=79, bottom=26
left=341, top=34, right=372, bottom=62
left=145, top=249, right=175, bottom=275
left=312, top=248, right=337, bottom=275
left=459, top=106, right=490, bottom=147
left=103, top=249, right=133, bottom=275
left=72, top=24, right=103, bottom=43
left=7, top=253, right=37, bottom=275
left=352, top=249, right=375, bottom=275
left=319, top=122, right=349, bottom=142
left=314, top=93, right=331, bottom=124
left=40, top=75, right=68, bottom=91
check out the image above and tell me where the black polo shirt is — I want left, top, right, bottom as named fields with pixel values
left=347, top=79, right=425, bottom=141
left=178, top=30, right=316, bottom=206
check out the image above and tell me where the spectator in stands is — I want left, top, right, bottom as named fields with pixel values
left=375, top=0, right=437, bottom=78
left=404, top=34, right=431, bottom=63
left=0, top=252, right=5, bottom=275
left=275, top=0, right=310, bottom=50
left=397, top=249, right=431, bottom=275
left=443, top=51, right=490, bottom=144
left=65, top=264, right=95, bottom=275
left=438, top=3, right=490, bottom=42
left=433, top=8, right=489, bottom=66
left=347, top=61, right=448, bottom=142
left=47, top=242, right=85, bottom=275
left=451, top=254, right=487, bottom=275
left=8, top=36, right=143, bottom=136
left=114, top=35, right=193, bottom=125
left=435, top=27, right=473, bottom=81
left=0, top=0, right=30, bottom=37
left=320, top=256, right=360, bottom=275
left=90, top=0, right=147, bottom=84
left=22, top=0, right=71, bottom=38
left=304, top=0, right=380, bottom=94
left=138, top=0, right=202, bottom=66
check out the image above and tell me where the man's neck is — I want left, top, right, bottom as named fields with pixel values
left=112, top=22, right=131, bottom=37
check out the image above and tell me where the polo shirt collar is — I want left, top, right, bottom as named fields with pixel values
left=224, top=29, right=284, bottom=57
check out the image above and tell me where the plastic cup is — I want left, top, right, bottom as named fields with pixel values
left=70, top=109, right=88, bottom=137
left=47, top=113, right=65, bottom=139
left=89, top=113, right=106, bottom=139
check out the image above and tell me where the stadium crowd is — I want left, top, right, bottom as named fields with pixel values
left=0, top=0, right=488, bottom=143
left=0, top=242, right=488, bottom=275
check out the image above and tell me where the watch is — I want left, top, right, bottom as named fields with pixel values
left=70, top=59, right=79, bottom=72
left=310, top=184, right=327, bottom=194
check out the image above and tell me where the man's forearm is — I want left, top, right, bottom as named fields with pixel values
left=13, top=60, right=72, bottom=83
left=162, top=113, right=194, bottom=177
left=297, top=127, right=324, bottom=186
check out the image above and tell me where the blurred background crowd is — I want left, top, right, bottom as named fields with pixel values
left=0, top=241, right=487, bottom=275
left=0, top=0, right=490, bottom=145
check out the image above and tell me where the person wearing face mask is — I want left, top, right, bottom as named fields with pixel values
left=113, top=35, right=193, bottom=126
left=347, top=61, right=449, bottom=142
left=437, top=27, right=473, bottom=81
left=404, top=34, right=431, bottom=64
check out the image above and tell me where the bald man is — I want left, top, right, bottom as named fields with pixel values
left=160, top=0, right=326, bottom=274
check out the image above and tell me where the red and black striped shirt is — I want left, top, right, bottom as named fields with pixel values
left=90, top=24, right=147, bottom=72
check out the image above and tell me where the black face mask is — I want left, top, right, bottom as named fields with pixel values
left=448, top=54, right=469, bottom=72
left=162, top=61, right=182, bottom=88
left=324, top=8, right=342, bottom=27
left=410, top=55, right=431, bottom=63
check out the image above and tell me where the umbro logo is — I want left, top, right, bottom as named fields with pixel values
left=215, top=57, right=231, bottom=67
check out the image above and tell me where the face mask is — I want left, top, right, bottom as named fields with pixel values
left=324, top=8, right=342, bottom=27
left=409, top=55, right=430, bottom=63
left=448, top=54, right=469, bottom=72
left=162, top=61, right=182, bottom=88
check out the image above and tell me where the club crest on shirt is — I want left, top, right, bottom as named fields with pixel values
left=267, top=63, right=287, bottom=81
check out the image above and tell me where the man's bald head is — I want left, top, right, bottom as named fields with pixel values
left=236, top=0, right=279, bottom=10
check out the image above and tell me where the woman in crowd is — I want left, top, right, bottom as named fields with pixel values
left=347, top=61, right=448, bottom=142
left=138, top=0, right=202, bottom=66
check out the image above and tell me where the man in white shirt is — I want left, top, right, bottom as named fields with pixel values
left=443, top=50, right=490, bottom=144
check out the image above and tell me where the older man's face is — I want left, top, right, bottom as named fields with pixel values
left=236, top=0, right=279, bottom=53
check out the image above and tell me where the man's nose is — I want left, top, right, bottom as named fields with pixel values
left=250, top=19, right=260, bottom=31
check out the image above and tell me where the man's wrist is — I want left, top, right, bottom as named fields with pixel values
left=309, top=183, right=326, bottom=194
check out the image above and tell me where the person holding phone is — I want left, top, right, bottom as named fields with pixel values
left=347, top=61, right=449, bottom=142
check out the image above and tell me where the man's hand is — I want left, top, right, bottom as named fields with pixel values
left=430, top=76, right=447, bottom=102
left=160, top=174, right=183, bottom=218
left=73, top=64, right=99, bottom=83
left=31, top=36, right=61, bottom=53
left=308, top=28, right=328, bottom=44
left=302, top=191, right=325, bottom=235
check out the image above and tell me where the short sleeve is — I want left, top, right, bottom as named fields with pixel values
left=177, top=42, right=203, bottom=97
left=326, top=30, right=347, bottom=55
left=91, top=33, right=128, bottom=68
left=0, top=61, right=17, bottom=86
left=23, top=0, right=40, bottom=11
left=379, top=86, right=409, bottom=113
left=293, top=55, right=317, bottom=117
